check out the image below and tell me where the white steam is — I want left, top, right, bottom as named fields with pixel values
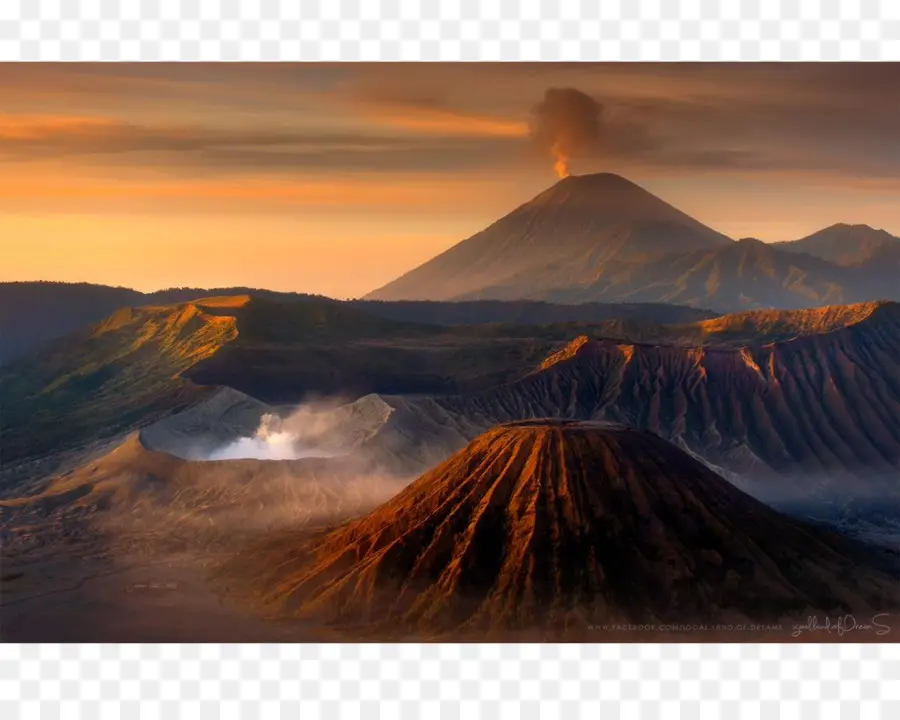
left=206, top=415, right=307, bottom=461
left=203, top=399, right=362, bottom=462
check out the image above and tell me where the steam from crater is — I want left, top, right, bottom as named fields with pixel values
left=205, top=399, right=355, bottom=461
left=205, top=414, right=306, bottom=461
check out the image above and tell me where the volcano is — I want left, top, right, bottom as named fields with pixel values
left=221, top=420, right=898, bottom=640
left=366, top=174, right=900, bottom=312
left=366, top=173, right=731, bottom=302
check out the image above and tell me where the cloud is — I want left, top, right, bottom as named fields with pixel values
left=338, top=81, right=530, bottom=138
left=0, top=111, right=528, bottom=178
left=0, top=114, right=393, bottom=156
left=364, top=106, right=529, bottom=138
left=0, top=114, right=120, bottom=140
left=1, top=64, right=899, bottom=188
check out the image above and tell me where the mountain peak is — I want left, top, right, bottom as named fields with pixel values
left=804, top=222, right=896, bottom=241
left=824, top=222, right=883, bottom=233
left=813, top=222, right=898, bottom=241
left=777, top=222, right=899, bottom=265
left=533, top=172, right=664, bottom=208
left=554, top=171, right=637, bottom=188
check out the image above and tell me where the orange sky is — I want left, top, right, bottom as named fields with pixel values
left=1, top=63, right=898, bottom=298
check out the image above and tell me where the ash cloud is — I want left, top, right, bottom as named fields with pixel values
left=530, top=87, right=603, bottom=178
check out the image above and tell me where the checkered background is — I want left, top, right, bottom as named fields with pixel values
left=1, top=0, right=899, bottom=717
left=0, top=0, right=898, bottom=60
left=2, top=643, right=899, bottom=717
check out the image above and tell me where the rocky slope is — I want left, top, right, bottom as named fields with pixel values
left=429, top=302, right=900, bottom=494
left=0, top=297, right=244, bottom=467
left=220, top=421, right=898, bottom=640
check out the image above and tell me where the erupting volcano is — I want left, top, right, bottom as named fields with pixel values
left=220, top=420, right=897, bottom=640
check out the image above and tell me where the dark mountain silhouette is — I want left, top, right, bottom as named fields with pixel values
left=0, top=282, right=141, bottom=365
left=221, top=420, right=898, bottom=640
left=776, top=223, right=899, bottom=265
left=349, top=299, right=714, bottom=326
left=0, top=281, right=712, bottom=364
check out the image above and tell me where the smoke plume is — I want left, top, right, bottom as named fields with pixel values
left=205, top=414, right=309, bottom=461
left=530, top=87, right=603, bottom=178
left=205, top=398, right=357, bottom=461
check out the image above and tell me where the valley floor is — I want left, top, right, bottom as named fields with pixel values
left=2, top=499, right=898, bottom=643
left=0, top=547, right=332, bottom=642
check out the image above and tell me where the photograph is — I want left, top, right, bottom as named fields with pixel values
left=1, top=62, right=898, bottom=643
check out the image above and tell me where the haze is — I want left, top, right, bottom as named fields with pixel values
left=1, top=63, right=898, bottom=298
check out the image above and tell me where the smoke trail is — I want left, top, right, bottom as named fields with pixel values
left=530, top=87, right=602, bottom=178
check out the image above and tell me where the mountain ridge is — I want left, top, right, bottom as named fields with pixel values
left=776, top=223, right=899, bottom=266
left=365, top=174, right=900, bottom=311
left=427, top=300, right=900, bottom=489
left=0, top=280, right=713, bottom=365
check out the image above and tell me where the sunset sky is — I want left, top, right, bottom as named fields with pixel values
left=2, top=63, right=898, bottom=298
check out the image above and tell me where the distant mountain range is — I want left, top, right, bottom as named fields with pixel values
left=4, top=173, right=898, bottom=363
left=367, top=173, right=900, bottom=311
left=0, top=281, right=711, bottom=365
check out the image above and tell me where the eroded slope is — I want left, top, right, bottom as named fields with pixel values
left=222, top=421, right=898, bottom=640
left=433, top=303, right=900, bottom=489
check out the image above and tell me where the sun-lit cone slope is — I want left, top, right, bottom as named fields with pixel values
left=225, top=420, right=896, bottom=639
